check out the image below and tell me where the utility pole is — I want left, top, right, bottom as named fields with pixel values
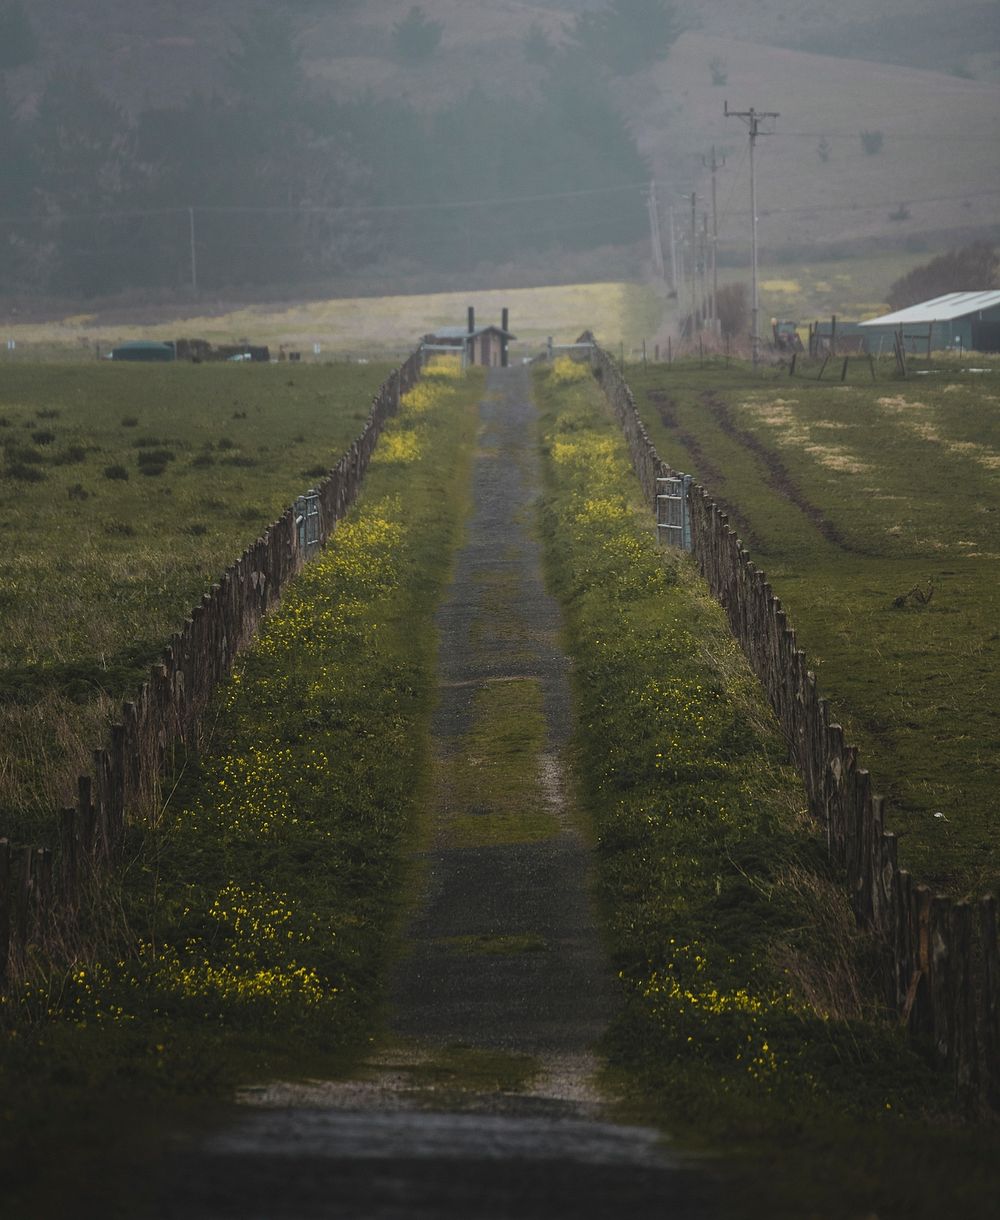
left=703, top=147, right=725, bottom=330
left=689, top=191, right=698, bottom=330
left=647, top=180, right=665, bottom=282
left=668, top=206, right=678, bottom=297
left=724, top=104, right=778, bottom=366
left=188, top=206, right=198, bottom=294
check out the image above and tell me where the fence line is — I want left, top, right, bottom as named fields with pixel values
left=0, top=349, right=424, bottom=984
left=584, top=333, right=999, bottom=1111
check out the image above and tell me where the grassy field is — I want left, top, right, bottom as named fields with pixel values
left=2, top=281, right=663, bottom=361
left=638, top=30, right=1000, bottom=255
left=0, top=363, right=483, bottom=1215
left=623, top=357, right=1000, bottom=898
left=534, top=358, right=999, bottom=1216
left=0, top=360, right=390, bottom=841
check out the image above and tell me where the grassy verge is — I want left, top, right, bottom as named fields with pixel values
left=0, top=362, right=482, bottom=1214
left=0, top=361, right=389, bottom=841
left=624, top=359, right=1000, bottom=898
left=533, top=358, right=999, bottom=1217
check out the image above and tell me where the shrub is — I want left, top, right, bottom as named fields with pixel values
left=103, top=521, right=135, bottom=537
left=67, top=483, right=89, bottom=501
left=216, top=437, right=236, bottom=450
left=391, top=6, right=443, bottom=63
left=860, top=129, right=884, bottom=155
left=523, top=22, right=556, bottom=65
left=31, top=429, right=56, bottom=445
left=715, top=283, right=749, bottom=340
left=573, top=0, right=681, bottom=75
left=54, top=444, right=87, bottom=465
left=185, top=522, right=208, bottom=536
left=0, top=1, right=38, bottom=70
left=139, top=462, right=167, bottom=477
left=103, top=464, right=129, bottom=481
left=220, top=455, right=257, bottom=468
left=191, top=453, right=215, bottom=468
left=35, top=407, right=59, bottom=420
left=887, top=242, right=999, bottom=310
left=120, top=416, right=139, bottom=428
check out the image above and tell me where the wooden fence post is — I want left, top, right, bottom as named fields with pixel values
left=0, top=839, right=10, bottom=980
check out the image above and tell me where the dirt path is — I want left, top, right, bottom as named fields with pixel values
left=144, top=367, right=720, bottom=1218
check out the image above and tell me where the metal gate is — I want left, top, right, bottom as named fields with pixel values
left=294, top=488, right=321, bottom=560
left=656, top=474, right=692, bottom=550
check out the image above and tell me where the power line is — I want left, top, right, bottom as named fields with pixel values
left=725, top=102, right=780, bottom=367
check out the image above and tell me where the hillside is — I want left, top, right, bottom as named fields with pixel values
left=1, top=1, right=997, bottom=304
left=626, top=30, right=1000, bottom=262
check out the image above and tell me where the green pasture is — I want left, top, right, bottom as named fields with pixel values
left=0, top=365, right=482, bottom=1212
left=534, top=360, right=996, bottom=1215
left=624, top=358, right=1000, bottom=898
left=0, top=360, right=390, bottom=840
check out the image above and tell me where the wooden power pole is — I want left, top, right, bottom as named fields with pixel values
left=724, top=104, right=779, bottom=366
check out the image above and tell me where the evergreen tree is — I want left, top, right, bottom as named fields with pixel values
left=0, top=1, right=38, bottom=71
left=572, top=0, right=681, bottom=75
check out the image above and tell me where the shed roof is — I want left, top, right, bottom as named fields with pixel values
left=859, top=291, right=1000, bottom=327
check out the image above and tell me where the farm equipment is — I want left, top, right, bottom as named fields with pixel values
left=771, top=319, right=804, bottom=352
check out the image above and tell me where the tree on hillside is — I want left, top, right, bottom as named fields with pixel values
left=886, top=243, right=999, bottom=310
left=572, top=0, right=681, bottom=75
left=392, top=6, right=443, bottom=64
left=225, top=9, right=305, bottom=112
left=715, top=283, right=748, bottom=340
left=0, top=1, right=38, bottom=70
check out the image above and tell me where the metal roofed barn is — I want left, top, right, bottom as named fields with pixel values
left=859, top=290, right=1000, bottom=354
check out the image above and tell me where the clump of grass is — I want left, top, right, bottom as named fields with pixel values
left=184, top=522, right=208, bottom=536
left=53, top=444, right=87, bottom=465
left=6, top=462, right=45, bottom=482
left=216, top=436, right=236, bottom=450
left=220, top=455, right=257, bottom=468
left=103, top=464, right=129, bottom=481
left=103, top=521, right=135, bottom=537
left=5, top=443, right=45, bottom=464
left=35, top=408, right=60, bottom=420
left=67, top=484, right=89, bottom=501
left=191, top=453, right=215, bottom=468
left=120, top=416, right=139, bottom=428
left=303, top=464, right=329, bottom=478
left=136, top=448, right=175, bottom=467
left=31, top=430, right=56, bottom=446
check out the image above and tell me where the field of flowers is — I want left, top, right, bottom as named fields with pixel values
left=0, top=361, right=482, bottom=1204
left=625, top=360, right=1000, bottom=899
left=531, top=359, right=999, bottom=1212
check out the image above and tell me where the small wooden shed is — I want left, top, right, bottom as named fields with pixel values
left=424, top=308, right=516, bottom=368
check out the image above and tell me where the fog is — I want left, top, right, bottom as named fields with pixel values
left=0, top=0, right=996, bottom=301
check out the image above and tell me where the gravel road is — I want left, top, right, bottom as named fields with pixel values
left=137, top=366, right=723, bottom=1219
